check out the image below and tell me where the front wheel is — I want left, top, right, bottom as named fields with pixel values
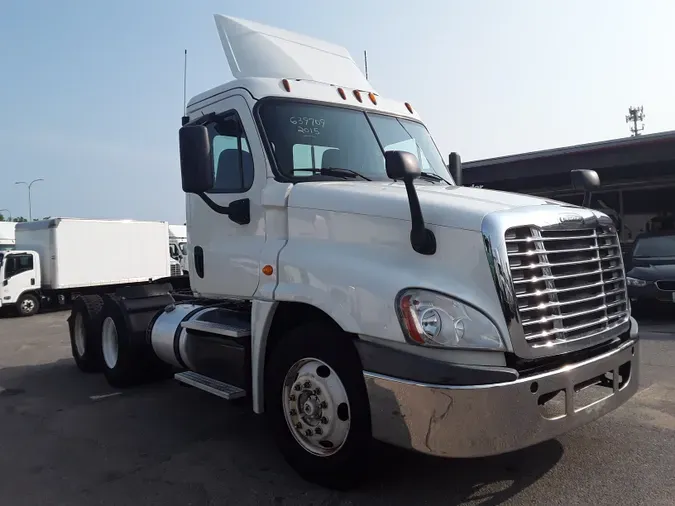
left=265, top=323, right=372, bottom=490
left=16, top=293, right=40, bottom=317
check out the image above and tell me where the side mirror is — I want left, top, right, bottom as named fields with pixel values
left=384, top=150, right=436, bottom=255
left=570, top=169, right=600, bottom=208
left=448, top=152, right=462, bottom=186
left=179, top=125, right=214, bottom=193
left=385, top=150, right=421, bottom=180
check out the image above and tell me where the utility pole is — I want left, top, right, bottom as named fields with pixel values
left=15, top=178, right=44, bottom=221
left=626, top=106, right=645, bottom=136
left=0, top=208, right=11, bottom=221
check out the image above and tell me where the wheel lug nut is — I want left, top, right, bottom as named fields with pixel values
left=320, top=401, right=328, bottom=409
left=295, top=422, right=302, bottom=429
left=321, top=417, right=328, bottom=424
left=314, top=388, right=321, bottom=395
left=289, top=394, right=296, bottom=401
left=294, top=384, right=301, bottom=391
left=290, top=409, right=297, bottom=416
left=304, top=381, right=311, bottom=388
left=315, top=427, right=323, bottom=435
left=305, top=429, right=313, bottom=437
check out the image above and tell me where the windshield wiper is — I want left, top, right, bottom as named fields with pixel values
left=418, top=171, right=450, bottom=185
left=291, top=167, right=371, bottom=181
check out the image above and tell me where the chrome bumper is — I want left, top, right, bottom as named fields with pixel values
left=364, top=338, right=639, bottom=458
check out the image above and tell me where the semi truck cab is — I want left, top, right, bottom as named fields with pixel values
left=67, top=14, right=640, bottom=490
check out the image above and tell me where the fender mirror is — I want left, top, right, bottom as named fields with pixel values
left=448, top=152, right=462, bottom=186
left=571, top=169, right=600, bottom=208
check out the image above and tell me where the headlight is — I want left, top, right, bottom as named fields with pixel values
left=626, top=277, right=647, bottom=287
left=396, top=289, right=505, bottom=350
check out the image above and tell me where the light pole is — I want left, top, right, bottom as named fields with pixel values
left=0, top=208, right=11, bottom=221
left=15, top=179, right=44, bottom=221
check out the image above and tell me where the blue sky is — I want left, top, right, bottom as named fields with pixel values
left=1, top=0, right=674, bottom=224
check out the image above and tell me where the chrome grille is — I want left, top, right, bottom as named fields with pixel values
left=171, top=263, right=182, bottom=277
left=505, top=225, right=629, bottom=348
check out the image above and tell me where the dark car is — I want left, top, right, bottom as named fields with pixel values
left=625, top=231, right=675, bottom=308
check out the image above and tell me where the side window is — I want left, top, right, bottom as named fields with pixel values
left=5, top=254, right=33, bottom=279
left=209, top=112, right=254, bottom=193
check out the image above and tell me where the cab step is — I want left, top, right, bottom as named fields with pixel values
left=181, top=319, right=251, bottom=338
left=174, top=371, right=246, bottom=400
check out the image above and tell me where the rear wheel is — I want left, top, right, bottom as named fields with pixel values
left=16, top=293, right=40, bottom=317
left=99, top=295, right=172, bottom=388
left=68, top=295, right=104, bottom=373
left=265, top=322, right=372, bottom=490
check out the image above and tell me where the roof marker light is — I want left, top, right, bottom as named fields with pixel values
left=405, top=102, right=414, bottom=114
left=282, top=79, right=291, bottom=92
left=353, top=90, right=363, bottom=102
left=338, top=87, right=347, bottom=100
left=368, top=92, right=377, bottom=105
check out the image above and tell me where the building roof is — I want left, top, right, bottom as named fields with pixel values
left=463, top=129, right=675, bottom=184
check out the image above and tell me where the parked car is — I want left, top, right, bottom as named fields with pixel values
left=625, top=231, right=675, bottom=309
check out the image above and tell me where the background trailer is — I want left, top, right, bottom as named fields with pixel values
left=463, top=130, right=675, bottom=245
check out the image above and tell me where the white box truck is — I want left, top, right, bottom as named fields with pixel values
left=0, top=222, right=16, bottom=251
left=0, top=218, right=180, bottom=316
left=66, top=15, right=640, bottom=490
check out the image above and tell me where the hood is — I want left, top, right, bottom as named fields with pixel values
left=627, top=260, right=675, bottom=282
left=287, top=181, right=572, bottom=231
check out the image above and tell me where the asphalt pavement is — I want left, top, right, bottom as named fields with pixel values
left=0, top=309, right=674, bottom=506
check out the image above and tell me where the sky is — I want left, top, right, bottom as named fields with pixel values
left=1, top=0, right=674, bottom=224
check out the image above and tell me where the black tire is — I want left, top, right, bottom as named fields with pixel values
left=99, top=295, right=172, bottom=388
left=68, top=295, right=104, bottom=373
left=264, top=322, right=372, bottom=490
left=16, top=293, right=40, bottom=317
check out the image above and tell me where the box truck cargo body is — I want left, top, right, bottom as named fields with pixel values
left=1, top=218, right=175, bottom=316
left=0, top=222, right=16, bottom=251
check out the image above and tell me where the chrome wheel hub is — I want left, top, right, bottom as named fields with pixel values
left=282, top=358, right=351, bottom=457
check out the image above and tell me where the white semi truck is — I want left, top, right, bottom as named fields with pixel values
left=67, top=15, right=640, bottom=489
left=0, top=222, right=16, bottom=251
left=1, top=218, right=182, bottom=316
left=168, top=224, right=189, bottom=274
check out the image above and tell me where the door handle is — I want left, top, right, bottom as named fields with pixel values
left=31, top=278, right=35, bottom=285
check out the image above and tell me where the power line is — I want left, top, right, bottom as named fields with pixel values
left=626, top=106, right=645, bottom=136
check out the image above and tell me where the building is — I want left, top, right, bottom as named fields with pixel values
left=463, top=130, right=675, bottom=243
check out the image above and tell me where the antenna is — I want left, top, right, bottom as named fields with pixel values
left=182, top=49, right=189, bottom=126
left=364, top=50, right=369, bottom=80
left=625, top=105, right=645, bottom=136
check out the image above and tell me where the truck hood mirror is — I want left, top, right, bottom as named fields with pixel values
left=570, top=169, right=600, bottom=208
left=179, top=125, right=214, bottom=194
left=385, top=151, right=435, bottom=255
left=448, top=152, right=462, bottom=186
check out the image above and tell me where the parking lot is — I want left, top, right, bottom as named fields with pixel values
left=1, top=310, right=674, bottom=506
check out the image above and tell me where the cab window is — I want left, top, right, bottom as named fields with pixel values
left=209, top=112, right=254, bottom=193
left=4, top=254, right=33, bottom=279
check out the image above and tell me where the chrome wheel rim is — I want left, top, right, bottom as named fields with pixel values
left=21, top=298, right=35, bottom=313
left=282, top=358, right=351, bottom=457
left=101, top=317, right=119, bottom=369
left=74, top=313, right=86, bottom=357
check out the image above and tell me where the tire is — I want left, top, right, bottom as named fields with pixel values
left=16, top=293, right=40, bottom=317
left=68, top=295, right=104, bottom=373
left=264, top=322, right=372, bottom=490
left=99, top=295, right=172, bottom=388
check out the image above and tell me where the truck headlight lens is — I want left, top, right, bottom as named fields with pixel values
left=626, top=277, right=647, bottom=287
left=396, top=289, right=505, bottom=350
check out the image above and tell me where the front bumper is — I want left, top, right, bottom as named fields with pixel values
left=364, top=337, right=639, bottom=458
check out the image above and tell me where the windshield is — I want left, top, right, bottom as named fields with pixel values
left=633, top=235, right=675, bottom=258
left=258, top=100, right=452, bottom=183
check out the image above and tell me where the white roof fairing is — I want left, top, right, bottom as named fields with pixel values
left=213, top=15, right=375, bottom=93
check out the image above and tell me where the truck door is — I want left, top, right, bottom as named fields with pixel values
left=187, top=95, right=266, bottom=298
left=1, top=252, right=38, bottom=304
